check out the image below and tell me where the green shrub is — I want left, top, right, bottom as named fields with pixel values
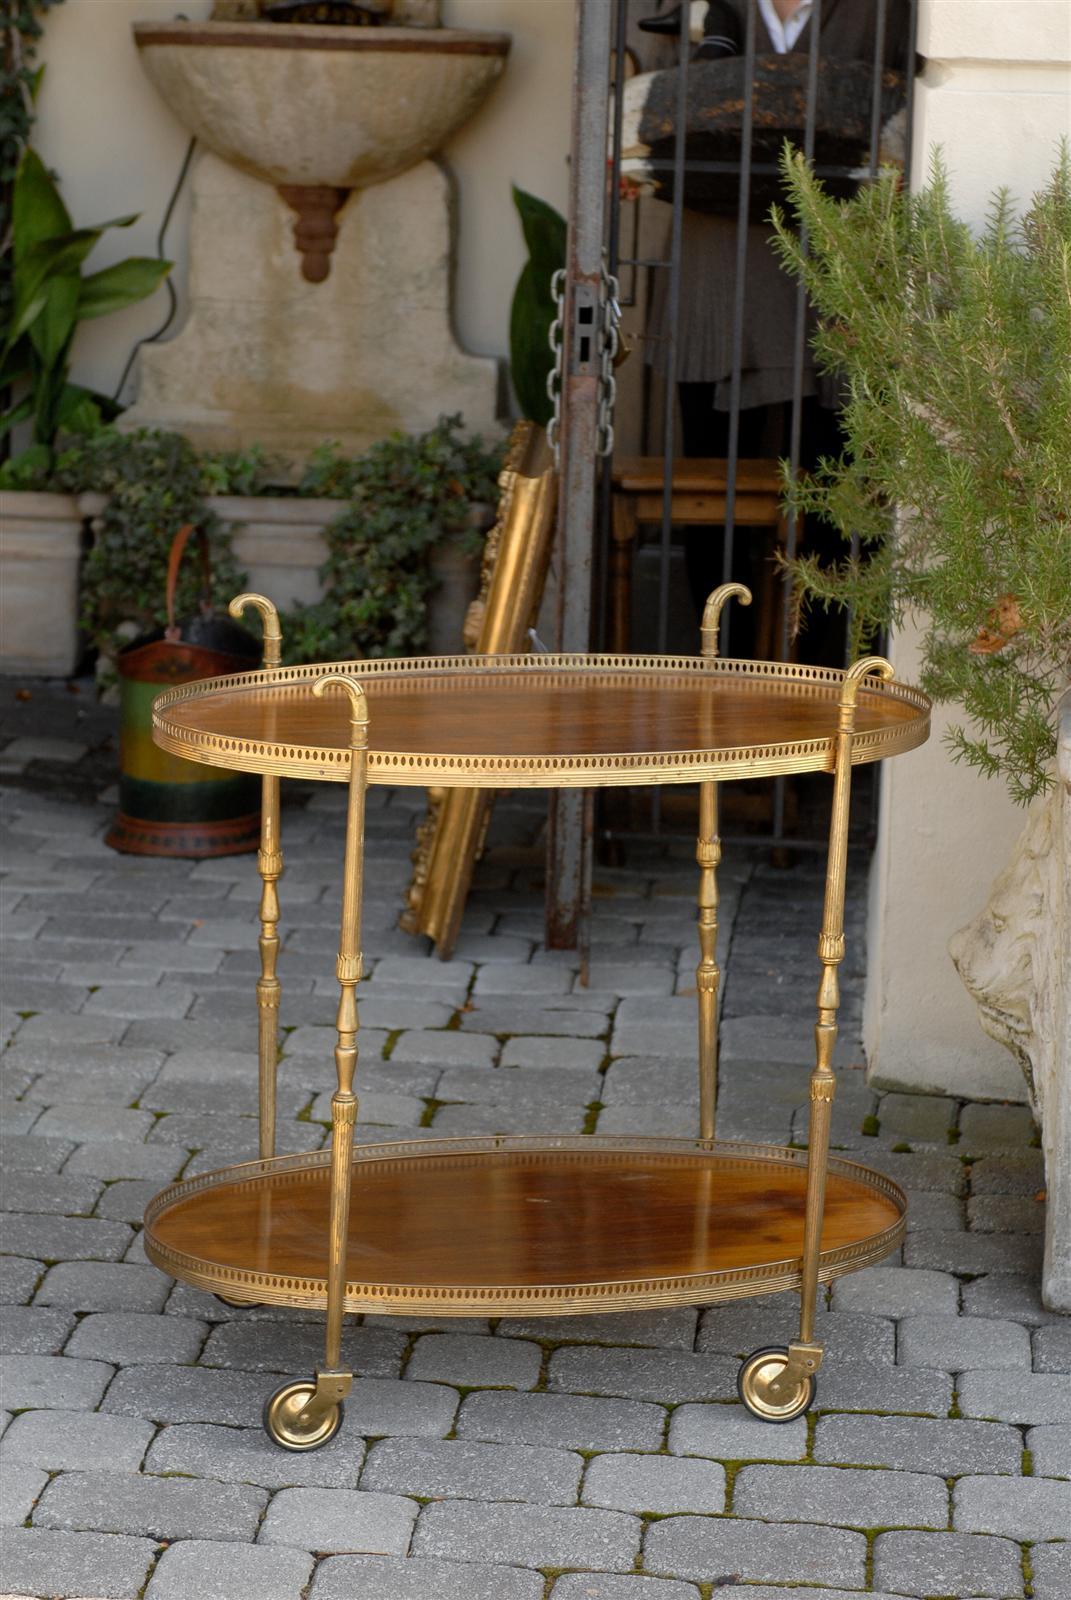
left=771, top=147, right=1071, bottom=804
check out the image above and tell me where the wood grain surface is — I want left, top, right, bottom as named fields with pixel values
left=148, top=1145, right=901, bottom=1293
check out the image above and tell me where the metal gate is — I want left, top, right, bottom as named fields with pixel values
left=547, top=0, right=918, bottom=945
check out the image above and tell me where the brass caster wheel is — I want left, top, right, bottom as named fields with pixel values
left=214, top=1292, right=263, bottom=1309
left=737, top=1345, right=816, bottom=1423
left=263, top=1378, right=344, bottom=1452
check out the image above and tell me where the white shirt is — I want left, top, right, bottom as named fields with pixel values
left=756, top=0, right=814, bottom=53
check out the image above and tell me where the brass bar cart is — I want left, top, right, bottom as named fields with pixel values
left=142, top=587, right=930, bottom=1450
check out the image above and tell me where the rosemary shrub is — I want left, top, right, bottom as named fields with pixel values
left=771, top=147, right=1071, bottom=803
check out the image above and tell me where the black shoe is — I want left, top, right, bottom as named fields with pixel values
left=637, top=2, right=685, bottom=36
left=694, top=1, right=742, bottom=59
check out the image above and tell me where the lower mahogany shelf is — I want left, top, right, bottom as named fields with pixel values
left=144, top=1135, right=905, bottom=1315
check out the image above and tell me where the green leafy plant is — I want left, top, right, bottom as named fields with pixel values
left=38, top=417, right=502, bottom=671
left=509, top=185, right=566, bottom=425
left=771, top=147, right=1071, bottom=804
left=2, top=148, right=172, bottom=473
left=55, top=429, right=246, bottom=669
left=284, top=414, right=504, bottom=662
left=1, top=0, right=65, bottom=206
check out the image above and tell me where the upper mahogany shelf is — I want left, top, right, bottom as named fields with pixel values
left=152, top=652, right=930, bottom=789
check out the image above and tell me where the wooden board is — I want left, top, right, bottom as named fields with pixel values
left=153, top=655, right=930, bottom=788
left=144, top=1136, right=905, bottom=1316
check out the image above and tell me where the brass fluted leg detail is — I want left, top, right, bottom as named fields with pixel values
left=696, top=783, right=720, bottom=1142
left=696, top=584, right=751, bottom=1141
left=229, top=594, right=286, bottom=1161
left=313, top=673, right=368, bottom=1390
left=783, top=657, right=895, bottom=1392
left=255, top=780, right=282, bottom=1160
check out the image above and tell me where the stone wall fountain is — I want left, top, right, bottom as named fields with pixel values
left=125, top=2, right=509, bottom=464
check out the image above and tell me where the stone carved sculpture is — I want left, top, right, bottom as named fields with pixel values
left=949, top=692, right=1071, bottom=1311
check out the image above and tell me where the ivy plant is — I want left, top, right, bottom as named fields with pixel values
left=771, top=147, right=1071, bottom=804
left=284, top=414, right=504, bottom=662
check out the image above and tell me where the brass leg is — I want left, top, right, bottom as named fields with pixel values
left=696, top=780, right=720, bottom=1142
left=264, top=672, right=368, bottom=1451
left=740, top=657, right=895, bottom=1421
left=696, top=582, right=751, bottom=1142
left=256, top=775, right=282, bottom=1160
left=227, top=593, right=286, bottom=1163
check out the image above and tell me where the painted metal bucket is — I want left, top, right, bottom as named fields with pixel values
left=106, top=526, right=262, bottom=857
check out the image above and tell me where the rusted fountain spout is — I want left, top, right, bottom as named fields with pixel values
left=277, top=185, right=349, bottom=282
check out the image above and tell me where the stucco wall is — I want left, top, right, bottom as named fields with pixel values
left=863, top=0, right=1071, bottom=1101
left=33, top=0, right=574, bottom=409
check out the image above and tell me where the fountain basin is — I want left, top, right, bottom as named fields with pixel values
left=134, top=21, right=510, bottom=191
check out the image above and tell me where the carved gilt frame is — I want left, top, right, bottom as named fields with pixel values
left=399, top=421, right=557, bottom=957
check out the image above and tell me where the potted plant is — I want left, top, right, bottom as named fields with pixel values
left=0, top=149, right=172, bottom=675
left=283, top=414, right=504, bottom=662
left=771, top=147, right=1071, bottom=1306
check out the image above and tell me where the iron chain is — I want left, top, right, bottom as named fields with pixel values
left=546, top=267, right=566, bottom=468
left=546, top=263, right=620, bottom=468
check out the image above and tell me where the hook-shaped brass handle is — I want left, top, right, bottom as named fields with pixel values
left=701, top=583, right=752, bottom=659
left=229, top=592, right=282, bottom=668
left=313, top=672, right=369, bottom=747
left=841, top=654, right=895, bottom=709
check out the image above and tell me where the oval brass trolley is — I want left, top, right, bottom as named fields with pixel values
left=144, top=586, right=930, bottom=1449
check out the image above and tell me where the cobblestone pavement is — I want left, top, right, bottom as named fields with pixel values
left=0, top=695, right=1067, bottom=1600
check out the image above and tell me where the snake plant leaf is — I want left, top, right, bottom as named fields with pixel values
left=79, top=257, right=173, bottom=320
left=509, top=185, right=566, bottom=426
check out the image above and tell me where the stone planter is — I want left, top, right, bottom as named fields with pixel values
left=0, top=491, right=85, bottom=677
left=209, top=495, right=347, bottom=611
left=950, top=691, right=1071, bottom=1312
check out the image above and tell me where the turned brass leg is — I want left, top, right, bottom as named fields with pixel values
left=229, top=593, right=285, bottom=1161
left=742, top=656, right=895, bottom=1420
left=696, top=781, right=720, bottom=1142
left=255, top=776, right=282, bottom=1160
left=264, top=671, right=368, bottom=1451
left=696, top=583, right=751, bottom=1141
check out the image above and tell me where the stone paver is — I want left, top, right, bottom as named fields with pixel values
left=955, top=1473, right=1070, bottom=1539
left=548, top=1345, right=738, bottom=1404
left=413, top=1498, right=641, bottom=1569
left=1032, top=1543, right=1071, bottom=1600
left=361, top=1435, right=582, bottom=1505
left=405, top=1330, right=542, bottom=1388
left=897, top=1313, right=1032, bottom=1370
left=144, top=1539, right=314, bottom=1600
left=311, top=1553, right=543, bottom=1599
left=146, top=1421, right=364, bottom=1489
left=873, top=1529, right=1025, bottom=1598
left=33, top=1469, right=267, bottom=1541
left=66, top=1310, right=208, bottom=1365
left=458, top=1389, right=665, bottom=1452
left=0, top=1407, right=153, bottom=1472
left=643, top=1517, right=866, bottom=1589
left=814, top=1413, right=1022, bottom=1475
left=1, top=775, right=1064, bottom=1600
left=0, top=1528, right=156, bottom=1600
left=733, top=1462, right=948, bottom=1529
left=551, top=1578, right=699, bottom=1600
left=1028, top=1423, right=1071, bottom=1479
left=669, top=1403, right=808, bottom=1462
left=958, top=1368, right=1071, bottom=1424
left=582, top=1451, right=725, bottom=1514
left=258, top=1486, right=418, bottom=1554
left=0, top=1462, right=47, bottom=1525
left=1, top=1352, right=114, bottom=1410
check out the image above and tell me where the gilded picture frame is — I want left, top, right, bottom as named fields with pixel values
left=399, top=421, right=557, bottom=958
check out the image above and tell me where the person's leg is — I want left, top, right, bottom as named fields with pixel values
left=680, top=386, right=767, bottom=641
